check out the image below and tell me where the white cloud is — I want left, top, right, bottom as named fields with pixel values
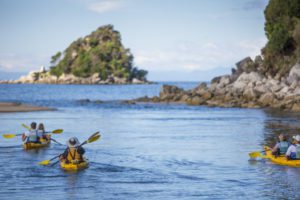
left=87, top=0, right=121, bottom=14
left=0, top=54, right=49, bottom=72
left=134, top=38, right=267, bottom=72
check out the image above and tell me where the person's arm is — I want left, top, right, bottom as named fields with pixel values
left=286, top=146, right=292, bottom=158
left=60, top=148, right=69, bottom=160
left=77, top=147, right=85, bottom=155
left=272, top=143, right=279, bottom=153
left=22, top=133, right=27, bottom=141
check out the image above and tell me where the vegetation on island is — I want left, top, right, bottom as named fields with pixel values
left=49, top=25, right=147, bottom=81
left=262, top=0, right=300, bottom=77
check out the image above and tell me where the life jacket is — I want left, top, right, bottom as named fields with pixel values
left=27, top=130, right=38, bottom=143
left=296, top=144, right=300, bottom=159
left=66, top=147, right=83, bottom=162
left=278, top=141, right=289, bottom=155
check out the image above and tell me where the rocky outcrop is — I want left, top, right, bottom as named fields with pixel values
left=135, top=57, right=300, bottom=112
left=0, top=71, right=149, bottom=84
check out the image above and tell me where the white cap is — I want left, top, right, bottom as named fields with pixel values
left=293, top=135, right=300, bottom=142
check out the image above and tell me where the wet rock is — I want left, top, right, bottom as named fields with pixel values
left=258, top=92, right=275, bottom=107
left=186, top=96, right=205, bottom=105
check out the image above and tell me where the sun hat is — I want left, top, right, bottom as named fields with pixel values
left=292, top=135, right=300, bottom=142
left=67, top=137, right=80, bottom=147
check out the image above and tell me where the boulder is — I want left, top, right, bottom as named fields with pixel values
left=243, top=87, right=258, bottom=101
left=235, top=72, right=264, bottom=84
left=258, top=92, right=275, bottom=107
left=291, top=103, right=300, bottom=112
left=218, top=75, right=231, bottom=88
left=132, top=78, right=145, bottom=84
left=186, top=96, right=205, bottom=105
left=254, top=84, right=269, bottom=96
left=287, top=59, right=300, bottom=84
left=235, top=57, right=255, bottom=74
left=159, top=85, right=184, bottom=101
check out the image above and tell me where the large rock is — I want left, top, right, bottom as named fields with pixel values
left=258, top=92, right=275, bottom=107
left=186, top=96, right=205, bottom=105
left=287, top=59, right=300, bottom=84
left=235, top=72, right=264, bottom=84
left=243, top=87, right=258, bottom=101
left=236, top=57, right=255, bottom=74
left=159, top=85, right=184, bottom=101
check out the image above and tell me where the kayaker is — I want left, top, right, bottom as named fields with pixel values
left=60, top=137, right=85, bottom=163
left=286, top=135, right=300, bottom=160
left=271, top=134, right=290, bottom=156
left=22, top=122, right=39, bottom=143
left=37, top=123, right=50, bottom=142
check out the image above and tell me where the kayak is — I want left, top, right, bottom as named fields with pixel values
left=60, top=159, right=89, bottom=171
left=23, top=136, right=51, bottom=150
left=264, top=146, right=300, bottom=167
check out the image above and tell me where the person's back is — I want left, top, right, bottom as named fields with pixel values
left=37, top=123, right=49, bottom=142
left=22, top=122, right=38, bottom=143
left=272, top=134, right=289, bottom=156
left=60, top=137, right=85, bottom=163
left=286, top=135, right=300, bottom=160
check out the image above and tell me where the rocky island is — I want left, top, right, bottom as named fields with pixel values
left=0, top=25, right=148, bottom=84
left=135, top=0, right=300, bottom=112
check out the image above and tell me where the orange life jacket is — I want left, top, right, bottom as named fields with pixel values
left=67, top=147, right=83, bottom=162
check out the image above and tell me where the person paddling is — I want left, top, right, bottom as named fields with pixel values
left=22, top=122, right=39, bottom=143
left=286, top=135, right=300, bottom=160
left=60, top=137, right=85, bottom=163
left=271, top=134, right=290, bottom=156
left=37, top=123, right=50, bottom=142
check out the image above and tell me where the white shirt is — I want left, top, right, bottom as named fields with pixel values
left=286, top=145, right=296, bottom=156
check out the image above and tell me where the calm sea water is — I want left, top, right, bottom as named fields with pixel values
left=0, top=82, right=300, bottom=200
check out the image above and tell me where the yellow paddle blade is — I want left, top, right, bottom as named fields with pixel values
left=2, top=134, right=16, bottom=139
left=249, top=151, right=268, bottom=159
left=22, top=124, right=30, bottom=130
left=87, top=134, right=101, bottom=144
left=249, top=152, right=261, bottom=159
left=38, top=160, right=50, bottom=165
left=52, top=129, right=63, bottom=134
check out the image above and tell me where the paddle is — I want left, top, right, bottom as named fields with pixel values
left=38, top=132, right=101, bottom=166
left=249, top=151, right=268, bottom=159
left=50, top=138, right=63, bottom=145
left=2, top=129, right=63, bottom=139
left=2, top=133, right=23, bottom=139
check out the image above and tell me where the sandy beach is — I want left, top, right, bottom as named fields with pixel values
left=0, top=102, right=55, bottom=113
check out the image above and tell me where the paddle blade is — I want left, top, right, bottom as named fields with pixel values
left=52, top=129, right=63, bottom=134
left=2, top=134, right=16, bottom=139
left=38, top=160, right=50, bottom=165
left=22, top=124, right=30, bottom=130
left=249, top=152, right=261, bottom=159
left=87, top=134, right=101, bottom=144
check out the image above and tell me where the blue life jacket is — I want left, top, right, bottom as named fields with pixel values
left=278, top=141, right=289, bottom=155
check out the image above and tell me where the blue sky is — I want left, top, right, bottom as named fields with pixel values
left=0, top=0, right=269, bottom=81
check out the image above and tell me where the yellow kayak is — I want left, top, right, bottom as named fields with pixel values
left=264, top=146, right=300, bottom=167
left=60, top=159, right=89, bottom=171
left=23, top=136, right=51, bottom=150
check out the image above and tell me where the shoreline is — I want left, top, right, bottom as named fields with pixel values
left=0, top=102, right=55, bottom=113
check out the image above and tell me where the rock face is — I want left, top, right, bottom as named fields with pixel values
left=136, top=57, right=300, bottom=112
